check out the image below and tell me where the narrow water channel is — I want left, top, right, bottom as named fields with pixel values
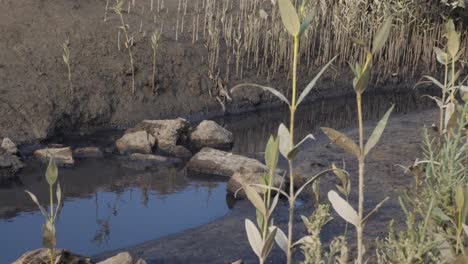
left=0, top=91, right=434, bottom=263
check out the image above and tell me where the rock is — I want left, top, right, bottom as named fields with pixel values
left=131, top=118, right=190, bottom=147
left=73, top=147, right=104, bottom=158
left=1, top=137, right=18, bottom=154
left=158, top=144, right=192, bottom=159
left=13, top=248, right=92, bottom=264
left=122, top=153, right=183, bottom=170
left=96, top=252, right=147, bottom=264
left=186, top=147, right=267, bottom=178
left=116, top=131, right=155, bottom=155
left=0, top=149, right=24, bottom=182
left=190, top=120, right=233, bottom=150
left=227, top=167, right=283, bottom=198
left=34, top=147, right=74, bottom=166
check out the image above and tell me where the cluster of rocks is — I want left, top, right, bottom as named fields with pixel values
left=116, top=117, right=283, bottom=197
left=13, top=249, right=146, bottom=264
left=115, top=118, right=234, bottom=157
left=114, top=118, right=234, bottom=167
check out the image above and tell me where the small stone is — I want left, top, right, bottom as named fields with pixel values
left=34, top=147, right=74, bottom=166
left=116, top=131, right=156, bottom=155
left=190, top=120, right=233, bottom=150
left=1, top=137, right=18, bottom=154
left=13, top=248, right=92, bottom=264
left=97, top=252, right=133, bottom=264
left=130, top=118, right=190, bottom=147
left=186, top=148, right=267, bottom=177
left=73, top=147, right=104, bottom=158
left=0, top=149, right=24, bottom=182
left=158, top=144, right=192, bottom=159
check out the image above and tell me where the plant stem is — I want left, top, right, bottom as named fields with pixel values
left=286, top=35, right=299, bottom=264
left=356, top=93, right=364, bottom=264
left=441, top=59, right=448, bottom=135
left=118, top=12, right=135, bottom=93
left=152, top=47, right=156, bottom=93
left=49, top=184, right=54, bottom=264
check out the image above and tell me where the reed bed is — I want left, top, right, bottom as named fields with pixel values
left=106, top=0, right=467, bottom=93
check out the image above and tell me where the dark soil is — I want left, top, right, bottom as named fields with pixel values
left=93, top=109, right=438, bottom=264
left=0, top=0, right=414, bottom=146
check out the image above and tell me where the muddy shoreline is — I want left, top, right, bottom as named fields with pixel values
left=92, top=108, right=438, bottom=264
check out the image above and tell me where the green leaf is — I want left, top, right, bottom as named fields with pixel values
left=353, top=58, right=371, bottom=94
left=422, top=75, right=445, bottom=91
left=287, top=134, right=315, bottom=160
left=54, top=182, right=62, bottom=221
left=25, top=191, right=48, bottom=218
left=244, top=185, right=267, bottom=216
left=256, top=209, right=264, bottom=229
left=262, top=227, right=277, bottom=258
left=364, top=105, right=394, bottom=156
left=231, top=83, right=290, bottom=107
left=444, top=19, right=455, bottom=37
left=298, top=11, right=314, bottom=37
left=269, top=193, right=280, bottom=216
left=296, top=55, right=338, bottom=106
left=245, top=219, right=263, bottom=258
left=456, top=185, right=465, bottom=212
left=434, top=47, right=450, bottom=65
left=265, top=136, right=280, bottom=171
left=332, top=163, right=348, bottom=186
left=272, top=226, right=288, bottom=254
left=46, top=156, right=58, bottom=185
left=328, top=190, right=359, bottom=226
left=372, top=16, right=393, bottom=54
left=321, top=127, right=360, bottom=158
left=278, top=0, right=300, bottom=36
left=278, top=124, right=291, bottom=159
left=42, top=221, right=56, bottom=249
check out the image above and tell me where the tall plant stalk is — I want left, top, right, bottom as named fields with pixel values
left=25, top=156, right=61, bottom=264
left=113, top=0, right=136, bottom=94
left=232, top=1, right=339, bottom=263
left=286, top=34, right=299, bottom=264
left=323, top=17, right=394, bottom=264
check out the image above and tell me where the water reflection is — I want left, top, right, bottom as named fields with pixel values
left=220, top=91, right=434, bottom=156
left=0, top=159, right=228, bottom=263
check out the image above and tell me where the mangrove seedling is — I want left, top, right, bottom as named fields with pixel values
left=151, top=30, right=161, bottom=94
left=62, top=36, right=72, bottom=90
left=322, top=16, right=393, bottom=264
left=25, top=156, right=62, bottom=264
left=113, top=0, right=136, bottom=93
left=232, top=0, right=338, bottom=262
left=239, top=135, right=280, bottom=264
left=420, top=19, right=465, bottom=135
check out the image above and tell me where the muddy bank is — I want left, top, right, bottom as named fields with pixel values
left=0, top=0, right=425, bottom=146
left=93, top=108, right=438, bottom=263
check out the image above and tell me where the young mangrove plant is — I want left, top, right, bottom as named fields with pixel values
left=238, top=135, right=280, bottom=264
left=113, top=0, right=136, bottom=93
left=420, top=19, right=465, bottom=135
left=25, top=157, right=62, bottom=264
left=232, top=1, right=339, bottom=262
left=62, top=36, right=72, bottom=90
left=321, top=16, right=393, bottom=264
left=151, top=30, right=161, bottom=94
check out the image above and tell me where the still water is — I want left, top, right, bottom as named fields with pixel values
left=0, top=91, right=434, bottom=263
